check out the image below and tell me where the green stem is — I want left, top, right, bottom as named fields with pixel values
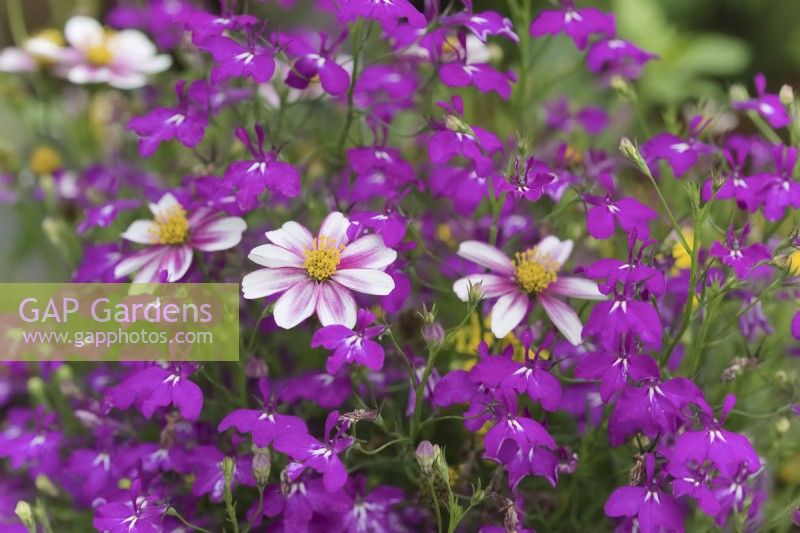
left=6, top=0, right=27, bottom=46
left=428, top=480, right=444, bottom=533
left=166, top=508, right=214, bottom=533
left=336, top=20, right=370, bottom=156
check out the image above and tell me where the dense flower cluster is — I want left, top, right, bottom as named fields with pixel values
left=0, top=0, right=798, bottom=532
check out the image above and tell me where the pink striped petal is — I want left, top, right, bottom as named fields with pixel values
left=339, top=234, right=397, bottom=269
left=249, top=244, right=305, bottom=268
left=539, top=294, right=583, bottom=346
left=114, top=247, right=163, bottom=279
left=316, top=282, right=357, bottom=327
left=273, top=279, right=320, bottom=329
left=332, top=268, right=394, bottom=295
left=318, top=211, right=351, bottom=245
left=489, top=290, right=529, bottom=338
left=266, top=221, right=313, bottom=256
left=453, top=274, right=516, bottom=301
left=192, top=216, right=246, bottom=251
left=547, top=277, right=605, bottom=300
left=159, top=245, right=193, bottom=282
left=537, top=236, right=573, bottom=265
left=457, top=241, right=514, bottom=276
left=121, top=220, right=157, bottom=244
left=242, top=268, right=307, bottom=299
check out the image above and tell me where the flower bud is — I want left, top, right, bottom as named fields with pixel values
left=776, top=417, right=791, bottom=434
left=221, top=456, right=236, bottom=485
left=415, top=441, right=440, bottom=475
left=423, top=321, right=445, bottom=347
left=251, top=447, right=271, bottom=488
left=15, top=500, right=35, bottom=530
left=729, top=84, right=748, bottom=102
left=792, top=507, right=800, bottom=526
left=444, top=114, right=466, bottom=133
left=35, top=474, right=59, bottom=497
left=466, top=280, right=485, bottom=307
left=618, top=137, right=649, bottom=176
left=780, top=84, right=795, bottom=107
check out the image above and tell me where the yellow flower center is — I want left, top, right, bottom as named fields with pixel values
left=303, top=236, right=344, bottom=281
left=28, top=145, right=62, bottom=175
left=86, top=42, right=114, bottom=66
left=150, top=206, right=190, bottom=245
left=514, top=247, right=558, bottom=294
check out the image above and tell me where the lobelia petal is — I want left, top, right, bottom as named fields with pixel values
left=604, top=486, right=645, bottom=517
left=319, top=60, right=350, bottom=96
left=457, top=241, right=515, bottom=275
left=242, top=268, right=307, bottom=299
left=539, top=293, right=583, bottom=345
left=489, top=290, right=529, bottom=338
left=174, top=378, right=203, bottom=420
left=273, top=279, right=320, bottom=329
left=332, top=269, right=394, bottom=295
left=315, top=281, right=358, bottom=328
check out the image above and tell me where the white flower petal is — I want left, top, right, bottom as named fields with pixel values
left=316, top=282, right=357, bottom=327
left=539, top=294, right=583, bottom=346
left=114, top=248, right=163, bottom=279
left=457, top=241, right=515, bottom=276
left=339, top=234, right=397, bottom=269
left=318, top=211, right=351, bottom=245
left=192, top=216, right=246, bottom=252
left=242, top=268, right=307, bottom=299
left=453, top=274, right=515, bottom=301
left=266, top=221, right=313, bottom=256
left=490, top=291, right=529, bottom=338
left=121, top=220, right=157, bottom=244
left=64, top=16, right=104, bottom=51
left=248, top=244, right=304, bottom=268
left=537, top=236, right=573, bottom=265
left=547, top=277, right=605, bottom=300
left=149, top=193, right=181, bottom=219
left=332, top=268, right=394, bottom=295
left=273, top=279, right=320, bottom=329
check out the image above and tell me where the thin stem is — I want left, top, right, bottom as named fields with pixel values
left=166, top=508, right=214, bottom=533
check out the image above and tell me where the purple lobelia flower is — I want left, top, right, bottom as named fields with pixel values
left=128, top=80, right=211, bottom=157
left=277, top=31, right=351, bottom=96
left=574, top=336, right=659, bottom=403
left=92, top=479, right=166, bottom=533
left=346, top=143, right=416, bottom=202
left=583, top=169, right=658, bottom=240
left=340, top=475, right=404, bottom=532
left=793, top=311, right=800, bottom=339
left=0, top=407, right=62, bottom=476
left=218, top=377, right=308, bottom=447
left=759, top=144, right=800, bottom=221
left=709, top=463, right=766, bottom=528
left=311, top=308, right=385, bottom=374
left=222, top=125, right=301, bottom=210
left=581, top=236, right=665, bottom=297
left=671, top=394, right=760, bottom=477
left=274, top=411, right=354, bottom=491
left=114, top=192, right=246, bottom=282
left=336, top=0, right=427, bottom=31
left=604, top=454, right=684, bottom=533
left=73, top=243, right=126, bottom=282
left=667, top=461, right=721, bottom=517
left=732, top=73, right=791, bottom=128
left=178, top=4, right=258, bottom=45
left=497, top=157, right=555, bottom=203
left=347, top=210, right=407, bottom=248
left=441, top=1, right=518, bottom=43
left=453, top=236, right=604, bottom=343
left=106, top=362, right=204, bottom=421
left=77, top=199, right=140, bottom=234
left=701, top=140, right=763, bottom=210
left=200, top=29, right=275, bottom=85
left=439, top=34, right=516, bottom=100
left=640, top=115, right=715, bottom=177
left=472, top=337, right=562, bottom=412
left=188, top=449, right=255, bottom=502
left=257, top=473, right=351, bottom=530
left=586, top=38, right=657, bottom=80
left=279, top=370, right=352, bottom=408
left=529, top=1, right=615, bottom=50
left=428, top=96, right=503, bottom=174
left=709, top=225, right=771, bottom=279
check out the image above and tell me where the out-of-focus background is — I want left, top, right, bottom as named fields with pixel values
left=1, top=0, right=798, bottom=280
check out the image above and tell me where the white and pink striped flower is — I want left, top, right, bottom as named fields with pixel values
left=57, top=16, right=171, bottom=89
left=453, top=237, right=604, bottom=344
left=114, top=193, right=246, bottom=283
left=242, top=212, right=397, bottom=329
